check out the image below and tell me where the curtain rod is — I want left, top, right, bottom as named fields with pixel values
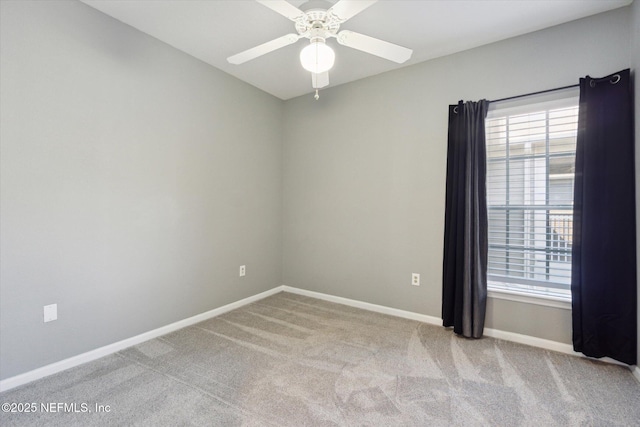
left=477, top=75, right=620, bottom=105
left=490, top=83, right=579, bottom=104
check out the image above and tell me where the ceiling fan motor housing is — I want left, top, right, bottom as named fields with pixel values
left=295, top=9, right=341, bottom=38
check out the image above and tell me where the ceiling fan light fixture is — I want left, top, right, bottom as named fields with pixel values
left=300, top=39, right=335, bottom=74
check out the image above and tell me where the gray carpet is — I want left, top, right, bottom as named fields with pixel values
left=1, top=292, right=639, bottom=426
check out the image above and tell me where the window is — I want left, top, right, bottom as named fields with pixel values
left=485, top=90, right=579, bottom=300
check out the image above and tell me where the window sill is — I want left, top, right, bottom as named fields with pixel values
left=488, top=287, right=571, bottom=310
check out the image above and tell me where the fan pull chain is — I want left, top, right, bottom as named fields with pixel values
left=314, top=89, right=319, bottom=100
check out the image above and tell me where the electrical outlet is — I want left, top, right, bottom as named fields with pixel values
left=412, top=273, right=420, bottom=286
left=239, top=265, right=246, bottom=277
left=44, top=304, right=57, bottom=322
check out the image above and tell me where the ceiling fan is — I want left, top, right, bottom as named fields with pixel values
left=227, top=0, right=413, bottom=99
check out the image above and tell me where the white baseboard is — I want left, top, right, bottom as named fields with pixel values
left=0, top=286, right=283, bottom=392
left=483, top=327, right=575, bottom=354
left=283, top=286, right=574, bottom=354
left=481, top=328, right=629, bottom=367
left=281, top=286, right=442, bottom=325
left=2, top=284, right=636, bottom=391
left=282, top=286, right=633, bottom=369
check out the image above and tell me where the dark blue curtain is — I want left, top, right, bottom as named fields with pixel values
left=571, top=69, right=637, bottom=365
left=442, top=100, right=489, bottom=338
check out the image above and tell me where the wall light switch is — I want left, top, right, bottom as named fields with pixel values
left=412, top=273, right=420, bottom=287
left=44, top=304, right=57, bottom=322
left=239, top=265, right=246, bottom=277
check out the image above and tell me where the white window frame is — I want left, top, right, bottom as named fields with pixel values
left=485, top=88, right=579, bottom=307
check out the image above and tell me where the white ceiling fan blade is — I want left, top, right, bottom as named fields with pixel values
left=336, top=30, right=412, bottom=63
left=256, top=0, right=305, bottom=21
left=328, top=0, right=377, bottom=22
left=312, top=72, right=329, bottom=89
left=227, top=34, right=300, bottom=64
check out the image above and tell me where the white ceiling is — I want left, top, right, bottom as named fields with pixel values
left=81, top=0, right=632, bottom=100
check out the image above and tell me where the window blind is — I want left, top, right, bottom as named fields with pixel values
left=485, top=90, right=579, bottom=293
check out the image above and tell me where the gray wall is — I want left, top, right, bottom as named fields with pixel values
left=633, top=0, right=640, bottom=368
left=0, top=0, right=283, bottom=380
left=283, top=7, right=632, bottom=345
